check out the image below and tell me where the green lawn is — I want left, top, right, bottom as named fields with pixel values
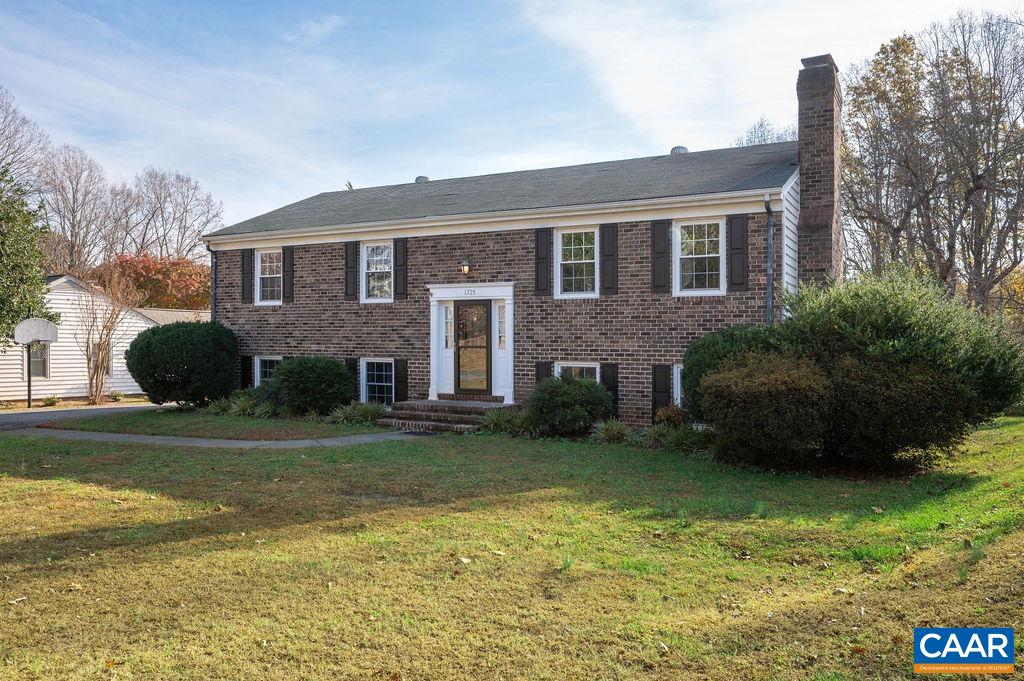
left=1, top=419, right=1022, bottom=679
left=44, top=408, right=382, bottom=440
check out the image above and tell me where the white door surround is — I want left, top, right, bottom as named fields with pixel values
left=428, top=282, right=514, bottom=403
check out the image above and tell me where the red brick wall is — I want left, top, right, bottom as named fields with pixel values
left=797, top=54, right=844, bottom=283
left=215, top=214, right=783, bottom=426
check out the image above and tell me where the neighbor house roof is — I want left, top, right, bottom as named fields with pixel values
left=134, top=308, right=212, bottom=325
left=205, top=141, right=798, bottom=239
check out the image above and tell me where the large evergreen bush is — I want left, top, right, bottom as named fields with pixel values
left=125, top=321, right=237, bottom=406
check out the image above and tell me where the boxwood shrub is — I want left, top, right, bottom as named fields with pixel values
left=522, top=377, right=614, bottom=438
left=272, top=356, right=356, bottom=415
left=701, top=352, right=829, bottom=469
left=125, top=321, right=237, bottom=406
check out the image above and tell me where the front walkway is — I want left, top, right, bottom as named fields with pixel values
left=6, top=427, right=425, bottom=449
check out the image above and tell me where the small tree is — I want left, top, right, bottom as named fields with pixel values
left=91, top=253, right=210, bottom=310
left=0, top=172, right=52, bottom=348
left=74, top=270, right=144, bottom=403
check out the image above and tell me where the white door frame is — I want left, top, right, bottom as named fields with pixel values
left=428, top=282, right=515, bottom=403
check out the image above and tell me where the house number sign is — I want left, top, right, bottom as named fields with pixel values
left=463, top=289, right=477, bottom=296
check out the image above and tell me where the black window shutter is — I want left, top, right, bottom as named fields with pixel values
left=599, top=224, right=618, bottom=295
left=394, top=238, right=408, bottom=299
left=726, top=214, right=749, bottom=292
left=651, top=221, right=671, bottom=293
left=394, top=358, right=408, bottom=402
left=344, top=242, right=358, bottom=301
left=241, top=249, right=254, bottom=304
left=344, top=357, right=358, bottom=376
left=282, top=246, right=294, bottom=303
left=600, top=363, right=619, bottom=414
left=651, top=364, right=671, bottom=423
left=239, top=355, right=253, bottom=389
left=534, top=228, right=552, bottom=296
left=535, top=360, right=553, bottom=384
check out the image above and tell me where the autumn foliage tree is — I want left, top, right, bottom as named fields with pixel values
left=93, top=253, right=210, bottom=310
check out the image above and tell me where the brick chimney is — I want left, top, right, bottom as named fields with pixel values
left=797, top=54, right=844, bottom=283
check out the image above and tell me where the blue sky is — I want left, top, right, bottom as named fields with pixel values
left=1, top=0, right=1018, bottom=225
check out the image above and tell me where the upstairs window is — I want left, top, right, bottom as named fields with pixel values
left=29, top=343, right=48, bottom=379
left=673, top=220, right=726, bottom=295
left=256, top=249, right=283, bottom=304
left=555, top=228, right=598, bottom=298
left=675, top=218, right=724, bottom=292
left=362, top=241, right=393, bottom=303
left=555, top=361, right=599, bottom=381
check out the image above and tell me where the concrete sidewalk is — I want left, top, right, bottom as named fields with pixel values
left=5, top=426, right=424, bottom=449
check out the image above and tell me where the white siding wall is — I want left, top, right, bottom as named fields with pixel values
left=781, top=174, right=800, bottom=294
left=0, top=280, right=156, bottom=401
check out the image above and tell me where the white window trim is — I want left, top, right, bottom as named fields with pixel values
left=555, top=361, right=601, bottom=381
left=254, top=355, right=282, bottom=387
left=360, top=240, right=394, bottom=304
left=360, top=357, right=395, bottom=403
left=553, top=226, right=600, bottom=300
left=671, top=218, right=727, bottom=297
left=672, top=364, right=684, bottom=406
left=255, top=248, right=283, bottom=306
left=26, top=343, right=50, bottom=380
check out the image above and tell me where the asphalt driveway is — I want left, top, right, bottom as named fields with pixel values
left=0, top=403, right=165, bottom=431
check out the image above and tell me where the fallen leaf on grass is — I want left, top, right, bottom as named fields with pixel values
left=491, top=550, right=506, bottom=556
left=7, top=597, right=26, bottom=605
left=850, top=645, right=867, bottom=654
left=871, top=506, right=883, bottom=514
left=67, top=582, right=83, bottom=592
left=458, top=557, right=472, bottom=565
left=112, top=499, right=125, bottom=505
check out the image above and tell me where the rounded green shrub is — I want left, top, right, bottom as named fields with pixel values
left=701, top=352, right=829, bottom=469
left=125, top=321, right=238, bottom=406
left=681, top=325, right=777, bottom=421
left=272, top=356, right=356, bottom=416
left=522, top=377, right=614, bottom=438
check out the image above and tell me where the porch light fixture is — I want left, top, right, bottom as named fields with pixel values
left=460, top=258, right=472, bottom=275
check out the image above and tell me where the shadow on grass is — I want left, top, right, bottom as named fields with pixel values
left=0, top=431, right=988, bottom=572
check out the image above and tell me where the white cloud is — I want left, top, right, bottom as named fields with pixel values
left=0, top=5, right=455, bottom=224
left=284, top=14, right=349, bottom=45
left=521, top=0, right=1024, bottom=151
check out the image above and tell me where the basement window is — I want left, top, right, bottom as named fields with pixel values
left=555, top=361, right=599, bottom=381
left=361, top=358, right=395, bottom=405
left=255, top=356, right=282, bottom=387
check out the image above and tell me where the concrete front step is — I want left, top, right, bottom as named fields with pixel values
left=438, top=393, right=505, bottom=403
left=377, top=418, right=478, bottom=434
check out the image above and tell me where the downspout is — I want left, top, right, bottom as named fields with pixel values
left=206, top=243, right=217, bottom=323
left=764, top=194, right=775, bottom=325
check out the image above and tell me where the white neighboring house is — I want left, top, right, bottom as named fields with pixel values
left=0, top=275, right=210, bottom=401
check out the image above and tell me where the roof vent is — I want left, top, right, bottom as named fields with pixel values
left=670, top=146, right=689, bottom=155
left=415, top=175, right=429, bottom=183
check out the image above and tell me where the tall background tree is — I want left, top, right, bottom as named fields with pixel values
left=0, top=85, right=222, bottom=309
left=842, top=11, right=1024, bottom=311
left=0, top=173, right=52, bottom=348
left=733, top=116, right=797, bottom=147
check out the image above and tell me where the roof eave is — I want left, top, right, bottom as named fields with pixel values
left=203, top=185, right=791, bottom=249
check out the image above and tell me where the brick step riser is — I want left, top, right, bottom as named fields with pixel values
left=391, top=401, right=511, bottom=416
left=377, top=418, right=477, bottom=433
left=387, top=410, right=486, bottom=425
left=437, top=393, right=505, bottom=403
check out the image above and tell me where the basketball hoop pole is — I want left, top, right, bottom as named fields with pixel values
left=26, top=343, right=32, bottom=409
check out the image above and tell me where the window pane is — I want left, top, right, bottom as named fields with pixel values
left=259, top=251, right=282, bottom=276
left=29, top=343, right=47, bottom=378
left=444, top=305, right=454, bottom=349
left=259, top=358, right=280, bottom=384
left=365, top=361, right=394, bottom=405
left=561, top=364, right=597, bottom=381
left=367, top=272, right=392, bottom=299
left=260, top=275, right=282, bottom=302
left=678, top=223, right=722, bottom=291
left=497, top=304, right=506, bottom=351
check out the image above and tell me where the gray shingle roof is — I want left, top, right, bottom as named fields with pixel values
left=206, top=141, right=798, bottom=239
left=134, top=308, right=211, bottom=325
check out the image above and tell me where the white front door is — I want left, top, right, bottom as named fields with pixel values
left=428, top=282, right=515, bottom=403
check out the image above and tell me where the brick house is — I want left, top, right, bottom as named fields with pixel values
left=203, top=54, right=843, bottom=428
